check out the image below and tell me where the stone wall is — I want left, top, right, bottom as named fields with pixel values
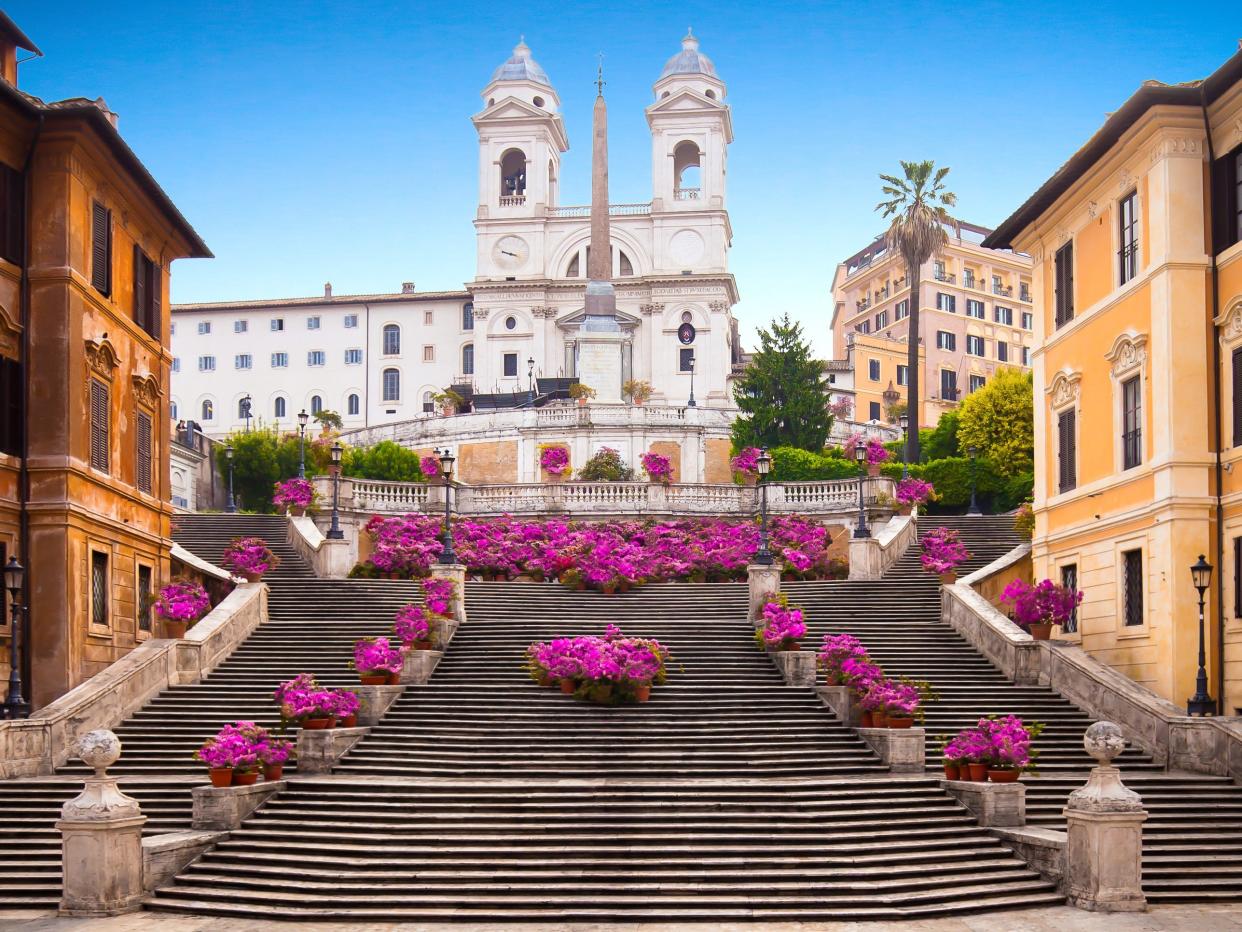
left=648, top=440, right=682, bottom=483
left=459, top=440, right=519, bottom=484
left=703, top=437, right=733, bottom=484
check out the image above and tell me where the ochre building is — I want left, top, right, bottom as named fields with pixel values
left=984, top=44, right=1242, bottom=714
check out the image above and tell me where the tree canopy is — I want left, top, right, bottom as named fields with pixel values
left=955, top=368, right=1034, bottom=477
left=731, top=314, right=832, bottom=452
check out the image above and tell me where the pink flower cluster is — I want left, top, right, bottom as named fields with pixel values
left=525, top=624, right=672, bottom=703
left=944, top=716, right=1045, bottom=769
left=1000, top=578, right=1082, bottom=630
left=155, top=580, right=211, bottom=623
left=729, top=446, right=761, bottom=477
left=640, top=451, right=672, bottom=481
left=860, top=679, right=922, bottom=716
left=194, top=721, right=291, bottom=772
left=272, top=673, right=357, bottom=725
left=353, top=636, right=404, bottom=675
left=920, top=528, right=971, bottom=574
left=423, top=577, right=454, bottom=616
left=540, top=446, right=570, bottom=476
left=272, top=478, right=314, bottom=510
left=817, top=634, right=883, bottom=692
left=756, top=598, right=806, bottom=650
left=896, top=478, right=935, bottom=506
left=420, top=455, right=441, bottom=478
left=829, top=397, right=853, bottom=421
left=865, top=438, right=890, bottom=466
left=222, top=537, right=280, bottom=576
left=393, top=577, right=454, bottom=646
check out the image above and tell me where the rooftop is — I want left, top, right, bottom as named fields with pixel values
left=172, top=288, right=471, bottom=313
left=491, top=40, right=552, bottom=88
left=659, top=31, right=717, bottom=80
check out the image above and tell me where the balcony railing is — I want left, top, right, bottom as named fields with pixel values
left=856, top=297, right=872, bottom=311
left=499, top=195, right=526, bottom=207
left=875, top=285, right=890, bottom=300
left=934, top=271, right=957, bottom=284
left=1019, top=288, right=1032, bottom=303
left=993, top=284, right=1013, bottom=297
left=674, top=188, right=701, bottom=201
left=548, top=202, right=653, bottom=218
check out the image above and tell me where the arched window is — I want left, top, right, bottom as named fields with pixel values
left=462, top=344, right=475, bottom=375
left=238, top=398, right=251, bottom=419
left=462, top=302, right=474, bottom=331
left=619, top=250, right=634, bottom=277
left=382, top=368, right=400, bottom=402
left=547, top=158, right=557, bottom=204
left=566, top=253, right=580, bottom=277
left=499, top=148, right=526, bottom=200
left=422, top=391, right=435, bottom=413
left=382, top=324, right=401, bottom=356
left=274, top=397, right=286, bottom=418
left=347, top=393, right=360, bottom=416
left=170, top=401, right=178, bottom=421
left=201, top=400, right=214, bottom=421
left=673, top=141, right=702, bottom=197
left=310, top=395, right=323, bottom=415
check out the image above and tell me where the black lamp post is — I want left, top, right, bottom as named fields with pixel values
left=437, top=448, right=458, bottom=565
left=899, top=413, right=910, bottom=480
left=3, top=556, right=29, bottom=720
left=240, top=394, right=253, bottom=433
left=297, top=409, right=310, bottom=478
left=1188, top=554, right=1216, bottom=716
left=527, top=357, right=536, bottom=403
left=754, top=448, right=774, bottom=566
left=224, top=444, right=236, bottom=513
left=687, top=354, right=697, bottom=408
left=966, top=444, right=982, bottom=515
left=327, top=441, right=345, bottom=540
left=853, top=444, right=870, bottom=538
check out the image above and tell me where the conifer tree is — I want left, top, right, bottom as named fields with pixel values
left=731, top=314, right=831, bottom=452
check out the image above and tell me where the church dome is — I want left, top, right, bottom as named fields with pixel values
left=659, top=30, right=717, bottom=80
left=491, top=40, right=552, bottom=87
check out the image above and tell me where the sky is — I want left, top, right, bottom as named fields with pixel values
left=10, top=1, right=1240, bottom=356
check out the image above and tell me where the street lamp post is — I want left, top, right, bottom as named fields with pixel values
left=754, top=448, right=773, bottom=565
left=899, top=413, right=910, bottom=480
left=327, top=441, right=345, bottom=540
left=527, top=357, right=536, bottom=404
left=438, top=449, right=458, bottom=565
left=967, top=445, right=982, bottom=515
left=687, top=354, right=697, bottom=408
left=240, top=394, right=252, bottom=433
left=224, top=444, right=236, bottom=513
left=853, top=444, right=870, bottom=538
left=3, top=556, right=29, bottom=720
left=1188, top=555, right=1216, bottom=716
left=297, top=409, right=310, bottom=479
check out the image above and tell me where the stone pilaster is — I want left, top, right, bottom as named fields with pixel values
left=355, top=684, right=405, bottom=725
left=817, top=685, right=861, bottom=726
left=942, top=779, right=1025, bottom=826
left=857, top=727, right=925, bottom=773
left=192, top=781, right=285, bottom=831
left=400, top=649, right=443, bottom=685
left=747, top=563, right=781, bottom=623
left=429, top=563, right=468, bottom=624
left=296, top=726, right=370, bottom=774
left=770, top=649, right=816, bottom=686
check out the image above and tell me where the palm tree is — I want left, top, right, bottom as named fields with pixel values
left=876, top=161, right=957, bottom=464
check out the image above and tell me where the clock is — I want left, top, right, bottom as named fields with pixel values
left=493, top=235, right=530, bottom=270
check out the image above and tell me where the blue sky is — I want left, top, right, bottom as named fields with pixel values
left=10, top=1, right=1238, bottom=355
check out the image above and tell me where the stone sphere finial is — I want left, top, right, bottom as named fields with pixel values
left=77, top=729, right=122, bottom=777
left=1083, top=721, right=1126, bottom=767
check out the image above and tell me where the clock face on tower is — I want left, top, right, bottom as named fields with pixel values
left=493, top=235, right=530, bottom=270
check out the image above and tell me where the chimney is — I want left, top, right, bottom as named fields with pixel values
left=93, top=97, right=119, bottom=129
left=401, top=282, right=416, bottom=294
left=324, top=282, right=332, bottom=298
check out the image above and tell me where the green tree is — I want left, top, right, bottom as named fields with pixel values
left=956, top=368, right=1034, bottom=477
left=876, top=160, right=957, bottom=464
left=342, top=441, right=426, bottom=482
left=732, top=314, right=832, bottom=452
left=226, top=430, right=281, bottom=513
left=919, top=409, right=960, bottom=462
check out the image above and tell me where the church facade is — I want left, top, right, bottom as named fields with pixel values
left=170, top=34, right=742, bottom=437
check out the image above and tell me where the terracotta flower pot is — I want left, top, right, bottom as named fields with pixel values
left=744, top=474, right=758, bottom=487
left=886, top=716, right=914, bottom=729
left=1028, top=622, right=1053, bottom=641
left=359, top=673, right=387, bottom=686
left=872, top=710, right=889, bottom=728
left=411, top=639, right=432, bottom=651
left=860, top=711, right=874, bottom=728
left=163, top=619, right=189, bottom=639
left=244, top=572, right=263, bottom=583
left=943, top=762, right=960, bottom=780
left=289, top=505, right=306, bottom=517
left=634, top=683, right=652, bottom=703
left=939, top=571, right=957, bottom=585
left=967, top=762, right=989, bottom=782
left=234, top=770, right=260, bottom=787
left=385, top=672, right=400, bottom=685
left=988, top=768, right=1021, bottom=783
left=868, top=464, right=881, bottom=477
left=208, top=767, right=233, bottom=788
left=339, top=714, right=357, bottom=728
left=559, top=678, right=576, bottom=695
left=300, top=717, right=332, bottom=730
left=783, top=641, right=800, bottom=651
left=263, top=764, right=284, bottom=781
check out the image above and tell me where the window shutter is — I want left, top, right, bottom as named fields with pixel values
left=89, top=378, right=110, bottom=473
left=1066, top=244, right=1074, bottom=319
left=136, top=411, right=152, bottom=494
left=0, top=163, right=24, bottom=265
left=1235, top=537, right=1242, bottom=618
left=90, top=202, right=111, bottom=295
left=1233, top=348, right=1242, bottom=447
left=149, top=262, right=162, bottom=339
left=1058, top=410, right=1076, bottom=493
left=0, top=357, right=21, bottom=456
left=132, top=246, right=147, bottom=332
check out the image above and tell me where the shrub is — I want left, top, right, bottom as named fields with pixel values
left=769, top=446, right=860, bottom=482
left=342, top=441, right=426, bottom=482
left=577, top=447, right=633, bottom=481
left=956, top=369, right=1034, bottom=477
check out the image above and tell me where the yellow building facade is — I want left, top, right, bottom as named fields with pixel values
left=843, top=331, right=925, bottom=426
left=985, top=46, right=1242, bottom=714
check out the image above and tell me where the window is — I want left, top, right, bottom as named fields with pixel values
left=271, top=352, right=288, bottom=368
left=1055, top=242, right=1074, bottom=328
left=197, top=356, right=215, bottom=372
left=137, top=564, right=153, bottom=633
left=310, top=395, right=323, bottom=415
left=347, top=394, right=360, bottom=416
left=423, top=391, right=435, bottom=413
left=201, top=400, right=214, bottom=421
left=307, top=316, right=321, bottom=330
left=238, top=397, right=251, bottom=420
left=868, top=359, right=880, bottom=381
left=858, top=320, right=872, bottom=334
left=897, top=365, right=908, bottom=387
left=969, top=374, right=986, bottom=393
left=1058, top=408, right=1077, bottom=493
left=424, top=310, right=433, bottom=326
left=270, top=318, right=284, bottom=331
left=307, top=350, right=325, bottom=367
left=1060, top=564, right=1079, bottom=634
left=383, top=324, right=401, bottom=355
left=1119, top=190, right=1139, bottom=284
left=936, top=331, right=956, bottom=351
left=462, top=303, right=474, bottom=330
left=934, top=260, right=945, bottom=280
left=172, top=357, right=181, bottom=374
left=503, top=353, right=518, bottom=377
left=505, top=316, right=517, bottom=331
left=1021, top=311, right=1034, bottom=330
left=963, top=269, right=976, bottom=288
left=135, top=410, right=152, bottom=495
left=966, top=335, right=985, bottom=357
left=274, top=397, right=286, bottom=418
left=423, top=346, right=435, bottom=363
left=2, top=356, right=24, bottom=456
left=462, top=344, right=475, bottom=375
left=90, top=550, right=109, bottom=627
left=997, top=341, right=1009, bottom=363
left=0, top=162, right=25, bottom=265
left=966, top=299, right=985, bottom=319
left=89, top=378, right=109, bottom=473
left=895, top=299, right=909, bottom=321
left=382, top=368, right=400, bottom=401
left=868, top=401, right=881, bottom=421
left=940, top=369, right=957, bottom=400
left=1235, top=347, right=1242, bottom=447
left=994, top=305, right=1013, bottom=326
left=1022, top=346, right=1032, bottom=366
left=345, top=348, right=363, bottom=365
left=90, top=201, right=112, bottom=296
left=197, top=322, right=211, bottom=335
left=344, top=314, right=358, bottom=329
left=1122, top=549, right=1144, bottom=626
left=679, top=348, right=694, bottom=372
left=874, top=310, right=888, bottom=329
left=234, top=354, right=252, bottom=369
left=936, top=293, right=956, bottom=312
left=233, top=320, right=248, bottom=333
left=1210, top=144, right=1242, bottom=253
left=132, top=248, right=161, bottom=339
left=1122, top=375, right=1142, bottom=470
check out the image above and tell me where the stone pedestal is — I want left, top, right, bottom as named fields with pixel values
left=942, top=778, right=1025, bottom=827
left=57, top=730, right=147, bottom=917
left=816, top=685, right=861, bottom=726
left=857, top=726, right=925, bottom=773
left=1063, top=722, right=1148, bottom=912
left=192, top=780, right=285, bottom=831
left=296, top=726, right=369, bottom=774
left=434, top=618, right=459, bottom=651
left=848, top=535, right=882, bottom=580
left=355, top=684, right=405, bottom=726
left=429, top=563, right=467, bottom=624
left=747, top=564, right=782, bottom=622
left=400, top=649, right=443, bottom=685
left=771, top=650, right=816, bottom=686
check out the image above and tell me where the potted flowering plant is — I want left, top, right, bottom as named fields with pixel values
left=755, top=597, right=807, bottom=651
left=256, top=735, right=292, bottom=781
left=194, top=725, right=250, bottom=787
left=432, top=388, right=464, bottom=416
left=395, top=603, right=434, bottom=650
left=540, top=445, right=571, bottom=481
left=865, top=438, right=890, bottom=477
left=424, top=577, right=455, bottom=618
left=1013, top=502, right=1035, bottom=540
left=948, top=716, right=1045, bottom=782
left=154, top=579, right=212, bottom=638
left=420, top=455, right=442, bottom=480
left=640, top=451, right=673, bottom=484
left=622, top=379, right=653, bottom=405
left=273, top=673, right=338, bottom=730
left=272, top=478, right=315, bottom=516
left=860, top=678, right=933, bottom=728
left=526, top=626, right=672, bottom=705
left=920, top=528, right=971, bottom=584
left=222, top=537, right=280, bottom=582
left=895, top=478, right=935, bottom=514
left=817, top=633, right=884, bottom=724
left=352, top=636, right=405, bottom=685
left=1000, top=578, right=1082, bottom=640
left=730, top=447, right=761, bottom=486
left=331, top=689, right=361, bottom=728
left=568, top=383, right=596, bottom=406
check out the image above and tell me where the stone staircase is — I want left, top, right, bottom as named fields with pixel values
left=172, top=513, right=317, bottom=581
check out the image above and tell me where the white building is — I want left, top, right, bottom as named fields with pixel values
left=171, top=33, right=742, bottom=438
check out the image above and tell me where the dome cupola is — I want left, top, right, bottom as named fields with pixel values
left=659, top=29, right=717, bottom=80
left=492, top=39, right=552, bottom=87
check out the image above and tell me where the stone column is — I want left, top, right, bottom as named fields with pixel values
left=429, top=562, right=467, bottom=624
left=747, top=563, right=781, bottom=623
left=1063, top=722, right=1148, bottom=912
left=57, top=730, right=147, bottom=916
